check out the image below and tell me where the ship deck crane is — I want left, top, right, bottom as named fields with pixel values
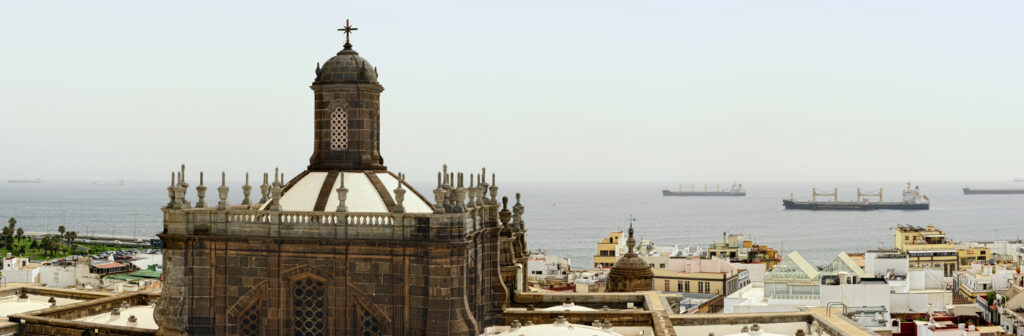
left=857, top=188, right=883, bottom=203
left=812, top=188, right=838, bottom=202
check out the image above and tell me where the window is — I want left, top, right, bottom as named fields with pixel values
left=685, top=281, right=690, bottom=292
left=329, top=107, right=349, bottom=150
left=664, top=280, right=670, bottom=291
left=659, top=264, right=666, bottom=268
left=356, top=305, right=382, bottom=336
left=677, top=282, right=683, bottom=292
left=292, top=278, right=326, bottom=336
left=239, top=300, right=261, bottom=336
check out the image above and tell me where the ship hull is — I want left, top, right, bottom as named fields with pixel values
left=663, top=190, right=745, bottom=197
left=782, top=199, right=928, bottom=211
left=963, top=188, right=1024, bottom=195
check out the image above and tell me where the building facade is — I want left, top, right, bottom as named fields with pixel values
left=593, top=231, right=622, bottom=269
left=895, top=225, right=959, bottom=276
left=153, top=27, right=529, bottom=336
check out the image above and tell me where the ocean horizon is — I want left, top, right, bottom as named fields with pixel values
left=3, top=179, right=1023, bottom=269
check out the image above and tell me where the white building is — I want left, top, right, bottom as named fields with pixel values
left=864, top=249, right=909, bottom=277
left=958, top=263, right=1016, bottom=297
left=38, top=263, right=77, bottom=288
left=2, top=256, right=40, bottom=284
left=526, top=252, right=570, bottom=283
left=889, top=269, right=952, bottom=313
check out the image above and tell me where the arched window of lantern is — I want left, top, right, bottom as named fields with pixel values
left=329, top=106, right=349, bottom=150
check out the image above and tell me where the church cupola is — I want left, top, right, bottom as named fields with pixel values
left=308, top=20, right=386, bottom=171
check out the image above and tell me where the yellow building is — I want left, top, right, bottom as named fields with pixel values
left=594, top=231, right=623, bottom=269
left=894, top=225, right=958, bottom=276
left=957, top=246, right=991, bottom=266
left=651, top=268, right=748, bottom=296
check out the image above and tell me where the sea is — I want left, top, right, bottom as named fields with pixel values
left=2, top=180, right=1023, bottom=269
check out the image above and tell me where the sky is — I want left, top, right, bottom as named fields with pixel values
left=1, top=1, right=1022, bottom=184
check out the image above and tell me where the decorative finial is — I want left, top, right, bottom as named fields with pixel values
left=195, top=171, right=208, bottom=208
left=336, top=173, right=349, bottom=213
left=338, top=19, right=359, bottom=50
left=241, top=172, right=253, bottom=206
left=499, top=196, right=512, bottom=225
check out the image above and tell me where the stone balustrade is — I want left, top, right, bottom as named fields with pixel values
left=162, top=208, right=470, bottom=241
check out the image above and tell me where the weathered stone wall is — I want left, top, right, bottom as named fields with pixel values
left=155, top=204, right=515, bottom=336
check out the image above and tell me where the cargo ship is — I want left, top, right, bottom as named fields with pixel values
left=962, top=188, right=1024, bottom=195
left=662, top=183, right=745, bottom=197
left=782, top=182, right=929, bottom=210
left=8, top=178, right=41, bottom=183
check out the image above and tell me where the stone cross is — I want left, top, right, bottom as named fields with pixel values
left=338, top=19, right=358, bottom=49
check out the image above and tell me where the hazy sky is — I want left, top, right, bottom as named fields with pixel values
left=1, top=1, right=1022, bottom=184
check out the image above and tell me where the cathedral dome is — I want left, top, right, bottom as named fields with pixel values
left=607, top=224, right=654, bottom=292
left=314, top=49, right=378, bottom=84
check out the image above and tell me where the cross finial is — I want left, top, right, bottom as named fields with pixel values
left=338, top=19, right=359, bottom=50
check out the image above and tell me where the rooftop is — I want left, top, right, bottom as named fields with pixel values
left=74, top=304, right=157, bottom=330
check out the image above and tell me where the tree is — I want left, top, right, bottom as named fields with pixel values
left=58, top=225, right=66, bottom=247
left=986, top=291, right=997, bottom=304
left=42, top=235, right=61, bottom=257
left=1, top=218, right=15, bottom=250
left=65, top=231, right=77, bottom=248
left=1, top=226, right=13, bottom=251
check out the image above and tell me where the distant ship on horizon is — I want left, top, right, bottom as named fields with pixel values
left=662, top=183, right=745, bottom=197
left=963, top=187, right=1024, bottom=195
left=94, top=179, right=126, bottom=186
left=8, top=178, right=41, bottom=183
left=783, top=182, right=929, bottom=211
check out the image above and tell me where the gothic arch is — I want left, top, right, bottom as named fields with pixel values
left=281, top=264, right=333, bottom=281
left=347, top=283, right=392, bottom=335
left=229, top=280, right=267, bottom=336
left=283, top=265, right=333, bottom=336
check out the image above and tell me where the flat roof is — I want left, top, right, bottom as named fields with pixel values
left=75, top=305, right=157, bottom=330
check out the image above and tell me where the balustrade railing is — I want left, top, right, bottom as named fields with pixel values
left=185, top=209, right=408, bottom=227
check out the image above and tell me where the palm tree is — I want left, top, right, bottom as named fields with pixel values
left=43, top=236, right=60, bottom=257
left=58, top=226, right=66, bottom=247
left=65, top=231, right=77, bottom=248
left=1, top=226, right=13, bottom=251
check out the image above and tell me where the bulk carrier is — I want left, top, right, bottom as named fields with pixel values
left=962, top=188, right=1024, bottom=195
left=662, top=183, right=745, bottom=197
left=782, top=182, right=929, bottom=210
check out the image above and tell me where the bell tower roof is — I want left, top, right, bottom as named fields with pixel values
left=314, top=20, right=378, bottom=85
left=308, top=20, right=386, bottom=171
